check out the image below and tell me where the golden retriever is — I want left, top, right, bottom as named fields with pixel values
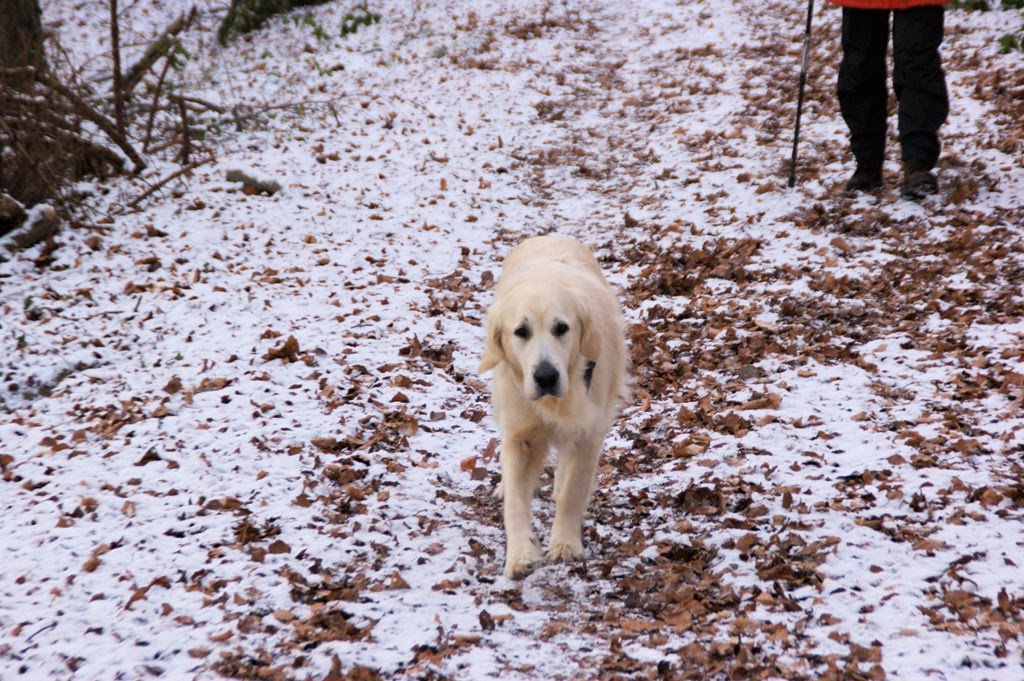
left=479, top=235, right=629, bottom=579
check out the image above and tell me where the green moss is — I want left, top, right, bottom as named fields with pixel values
left=217, top=0, right=333, bottom=46
left=949, top=0, right=990, bottom=10
left=341, top=3, right=381, bottom=37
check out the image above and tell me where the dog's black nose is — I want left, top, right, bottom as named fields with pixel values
left=533, top=361, right=560, bottom=395
left=536, top=360, right=561, bottom=393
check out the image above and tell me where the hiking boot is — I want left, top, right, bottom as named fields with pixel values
left=901, top=166, right=938, bottom=201
left=845, top=164, right=883, bottom=193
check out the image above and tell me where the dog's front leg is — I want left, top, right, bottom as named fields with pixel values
left=548, top=437, right=600, bottom=562
left=501, top=438, right=545, bottom=579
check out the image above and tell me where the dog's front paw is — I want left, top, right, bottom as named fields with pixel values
left=547, top=538, right=584, bottom=563
left=504, top=538, right=541, bottom=579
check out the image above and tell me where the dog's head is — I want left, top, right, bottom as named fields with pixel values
left=479, top=280, right=600, bottom=401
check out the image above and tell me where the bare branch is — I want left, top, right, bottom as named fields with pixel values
left=30, top=68, right=146, bottom=172
left=180, top=96, right=225, bottom=114
left=177, top=94, right=191, bottom=165
left=142, top=53, right=174, bottom=153
left=127, top=156, right=212, bottom=209
left=122, top=9, right=196, bottom=96
left=109, top=0, right=126, bottom=137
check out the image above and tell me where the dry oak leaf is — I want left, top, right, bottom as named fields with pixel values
left=678, top=642, right=709, bottom=665
left=735, top=533, right=759, bottom=552
left=977, top=487, right=1004, bottom=508
left=385, top=572, right=410, bottom=590
left=311, top=437, right=342, bottom=452
left=830, top=236, right=855, bottom=254
left=196, top=377, right=231, bottom=393
left=912, top=538, right=947, bottom=553
left=432, top=579, right=463, bottom=591
left=479, top=610, right=495, bottom=631
left=135, top=450, right=162, bottom=467
left=672, top=440, right=708, bottom=458
left=263, top=335, right=301, bottom=362
left=718, top=411, right=752, bottom=435
left=737, top=392, right=783, bottom=411
left=150, top=404, right=173, bottom=418
left=618, top=619, right=660, bottom=633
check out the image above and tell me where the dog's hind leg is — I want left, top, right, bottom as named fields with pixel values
left=547, top=436, right=600, bottom=563
left=501, top=437, right=547, bottom=579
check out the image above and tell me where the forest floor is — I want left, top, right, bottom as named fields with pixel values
left=2, top=0, right=1024, bottom=679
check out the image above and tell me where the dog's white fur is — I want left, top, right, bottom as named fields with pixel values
left=479, top=235, right=629, bottom=579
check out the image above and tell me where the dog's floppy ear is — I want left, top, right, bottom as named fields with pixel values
left=478, top=304, right=505, bottom=373
left=577, top=295, right=603, bottom=363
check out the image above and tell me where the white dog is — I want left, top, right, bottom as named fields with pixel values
left=479, top=235, right=629, bottom=579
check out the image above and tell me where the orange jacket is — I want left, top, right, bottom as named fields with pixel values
left=826, top=0, right=948, bottom=7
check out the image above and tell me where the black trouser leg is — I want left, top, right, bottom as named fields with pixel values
left=892, top=6, right=948, bottom=169
left=838, top=8, right=890, bottom=169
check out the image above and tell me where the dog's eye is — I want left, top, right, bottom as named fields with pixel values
left=553, top=321, right=570, bottom=337
left=514, top=324, right=531, bottom=340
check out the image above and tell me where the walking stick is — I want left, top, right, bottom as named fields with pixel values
left=788, top=0, right=815, bottom=188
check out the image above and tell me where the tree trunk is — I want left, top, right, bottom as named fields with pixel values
left=0, top=0, right=45, bottom=70
left=0, top=0, right=138, bottom=215
left=0, top=0, right=46, bottom=219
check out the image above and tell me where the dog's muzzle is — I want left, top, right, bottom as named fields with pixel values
left=532, top=360, right=561, bottom=398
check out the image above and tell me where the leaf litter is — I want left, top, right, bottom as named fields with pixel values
left=1, top=0, right=1023, bottom=679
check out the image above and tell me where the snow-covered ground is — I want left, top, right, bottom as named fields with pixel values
left=2, top=0, right=1023, bottom=678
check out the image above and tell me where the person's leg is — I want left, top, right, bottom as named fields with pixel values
left=838, top=7, right=890, bottom=187
left=892, top=5, right=948, bottom=172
